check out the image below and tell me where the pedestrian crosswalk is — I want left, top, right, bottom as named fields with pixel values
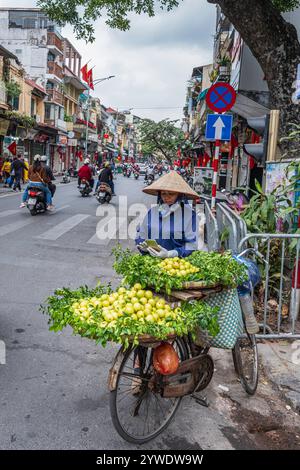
left=36, top=214, right=90, bottom=241
left=0, top=206, right=130, bottom=246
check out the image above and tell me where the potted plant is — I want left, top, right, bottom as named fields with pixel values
left=217, top=56, right=231, bottom=75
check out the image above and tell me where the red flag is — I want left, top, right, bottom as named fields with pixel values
left=87, top=69, right=94, bottom=90
left=81, top=63, right=89, bottom=83
left=7, top=141, right=17, bottom=156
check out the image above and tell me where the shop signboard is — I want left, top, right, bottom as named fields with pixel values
left=68, top=139, right=78, bottom=147
left=193, top=167, right=214, bottom=196
left=0, top=118, right=9, bottom=136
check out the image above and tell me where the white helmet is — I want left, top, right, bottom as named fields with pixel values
left=40, top=155, right=47, bottom=162
left=34, top=154, right=41, bottom=162
left=84, top=158, right=90, bottom=164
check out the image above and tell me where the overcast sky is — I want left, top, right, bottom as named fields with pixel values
left=3, top=0, right=216, bottom=121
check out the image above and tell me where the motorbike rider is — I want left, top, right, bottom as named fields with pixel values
left=96, top=161, right=115, bottom=195
left=78, top=158, right=94, bottom=189
left=20, top=155, right=54, bottom=210
left=40, top=155, right=56, bottom=197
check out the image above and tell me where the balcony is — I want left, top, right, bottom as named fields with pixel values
left=46, top=89, right=64, bottom=106
left=47, top=61, right=64, bottom=81
left=47, top=32, right=63, bottom=55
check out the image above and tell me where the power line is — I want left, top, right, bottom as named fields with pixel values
left=119, top=106, right=183, bottom=110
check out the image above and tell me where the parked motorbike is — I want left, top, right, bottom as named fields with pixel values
left=26, top=185, right=47, bottom=216
left=79, top=179, right=93, bottom=197
left=96, top=182, right=112, bottom=204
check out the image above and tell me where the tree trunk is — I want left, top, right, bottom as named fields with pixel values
left=208, top=0, right=300, bottom=154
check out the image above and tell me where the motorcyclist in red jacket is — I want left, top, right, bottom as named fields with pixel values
left=78, top=159, right=94, bottom=188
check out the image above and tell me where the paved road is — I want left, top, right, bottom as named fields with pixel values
left=0, top=176, right=299, bottom=450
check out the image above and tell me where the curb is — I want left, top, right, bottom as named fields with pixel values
left=259, top=342, right=300, bottom=413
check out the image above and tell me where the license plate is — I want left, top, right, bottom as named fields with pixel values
left=28, top=198, right=36, bottom=205
left=99, top=192, right=105, bottom=197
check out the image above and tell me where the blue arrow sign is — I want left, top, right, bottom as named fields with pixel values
left=205, top=114, right=233, bottom=141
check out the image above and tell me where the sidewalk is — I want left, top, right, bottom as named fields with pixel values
left=0, top=176, right=73, bottom=196
left=259, top=341, right=300, bottom=413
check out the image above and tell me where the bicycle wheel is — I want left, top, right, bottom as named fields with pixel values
left=232, top=333, right=258, bottom=395
left=110, top=338, right=188, bottom=444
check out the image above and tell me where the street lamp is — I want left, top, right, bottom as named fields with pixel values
left=85, top=75, right=115, bottom=157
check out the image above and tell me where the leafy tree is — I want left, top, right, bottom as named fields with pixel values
left=38, top=0, right=300, bottom=152
left=138, top=119, right=185, bottom=162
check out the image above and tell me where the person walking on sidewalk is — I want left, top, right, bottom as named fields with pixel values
left=10, top=154, right=27, bottom=191
left=1, top=157, right=11, bottom=187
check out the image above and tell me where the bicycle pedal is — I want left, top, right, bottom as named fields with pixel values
left=192, top=394, right=210, bottom=408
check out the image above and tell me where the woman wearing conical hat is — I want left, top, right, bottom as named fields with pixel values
left=135, top=171, right=200, bottom=258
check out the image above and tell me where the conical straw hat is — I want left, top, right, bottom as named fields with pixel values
left=143, top=170, right=199, bottom=199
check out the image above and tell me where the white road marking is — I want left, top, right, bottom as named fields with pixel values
left=36, top=214, right=90, bottom=240
left=0, top=209, right=20, bottom=218
left=48, top=205, right=70, bottom=215
left=0, top=219, right=34, bottom=237
left=0, top=191, right=21, bottom=199
left=87, top=218, right=128, bottom=246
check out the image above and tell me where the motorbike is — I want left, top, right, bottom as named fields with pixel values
left=96, top=182, right=112, bottom=204
left=26, top=185, right=47, bottom=216
left=122, top=167, right=127, bottom=177
left=79, top=178, right=93, bottom=197
left=134, top=170, right=139, bottom=180
left=126, top=168, right=132, bottom=178
left=62, top=171, right=71, bottom=184
left=144, top=173, right=154, bottom=185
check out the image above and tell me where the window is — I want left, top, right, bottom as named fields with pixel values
left=11, top=96, right=19, bottom=111
left=15, top=49, right=22, bottom=54
left=9, top=11, right=55, bottom=30
left=45, top=104, right=51, bottom=120
left=47, top=52, right=55, bottom=62
left=31, top=98, right=36, bottom=117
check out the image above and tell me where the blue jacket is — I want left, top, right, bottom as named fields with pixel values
left=135, top=201, right=199, bottom=257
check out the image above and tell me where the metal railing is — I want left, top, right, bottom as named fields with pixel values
left=239, top=233, right=300, bottom=340
left=219, top=202, right=247, bottom=252
left=204, top=200, right=220, bottom=251
left=216, top=202, right=238, bottom=253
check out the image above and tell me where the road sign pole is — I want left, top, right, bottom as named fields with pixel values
left=211, top=139, right=220, bottom=210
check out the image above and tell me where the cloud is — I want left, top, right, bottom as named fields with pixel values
left=2, top=0, right=216, bottom=121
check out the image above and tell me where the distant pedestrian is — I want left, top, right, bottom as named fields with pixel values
left=10, top=154, right=27, bottom=191
left=1, top=157, right=11, bottom=187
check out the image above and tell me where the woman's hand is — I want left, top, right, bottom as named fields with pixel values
left=137, top=242, right=149, bottom=254
left=148, top=245, right=178, bottom=259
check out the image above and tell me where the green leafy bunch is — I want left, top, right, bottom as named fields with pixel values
left=41, top=284, right=219, bottom=348
left=187, top=251, right=247, bottom=286
left=40, top=284, right=112, bottom=332
left=113, top=246, right=247, bottom=291
left=113, top=246, right=185, bottom=293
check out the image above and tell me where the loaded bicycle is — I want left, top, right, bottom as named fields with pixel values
left=108, top=247, right=264, bottom=444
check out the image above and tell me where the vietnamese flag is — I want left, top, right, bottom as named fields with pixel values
left=7, top=141, right=17, bottom=156
left=81, top=63, right=89, bottom=83
left=87, top=69, right=94, bottom=90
